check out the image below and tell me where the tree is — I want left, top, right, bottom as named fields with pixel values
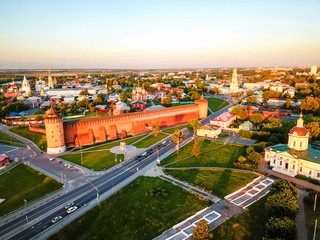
left=269, top=179, right=298, bottom=198
left=305, top=122, right=320, bottom=138
left=238, top=155, right=246, bottom=163
left=250, top=113, right=264, bottom=126
left=192, top=219, right=213, bottom=240
left=266, top=217, right=297, bottom=240
left=187, top=119, right=201, bottom=137
left=192, top=138, right=201, bottom=157
left=151, top=121, right=160, bottom=137
left=300, top=96, right=320, bottom=112
left=246, top=90, right=254, bottom=96
left=120, top=91, right=128, bottom=102
left=245, top=96, right=257, bottom=104
left=231, top=106, right=248, bottom=120
left=247, top=151, right=262, bottom=164
left=266, top=188, right=299, bottom=219
left=79, top=89, right=90, bottom=96
left=172, top=129, right=185, bottom=154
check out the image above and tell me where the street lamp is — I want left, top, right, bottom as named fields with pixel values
left=157, top=149, right=160, bottom=164
left=87, top=179, right=99, bottom=205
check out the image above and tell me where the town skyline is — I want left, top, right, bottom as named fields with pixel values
left=1, top=0, right=320, bottom=69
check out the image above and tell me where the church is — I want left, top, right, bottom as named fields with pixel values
left=265, top=114, right=320, bottom=180
left=219, top=67, right=243, bottom=95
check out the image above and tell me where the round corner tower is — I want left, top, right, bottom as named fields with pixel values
left=44, top=106, right=66, bottom=154
left=195, top=95, right=208, bottom=119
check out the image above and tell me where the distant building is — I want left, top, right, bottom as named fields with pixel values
left=311, top=65, right=318, bottom=75
left=20, top=76, right=31, bottom=96
left=132, top=85, right=147, bottom=101
left=131, top=100, right=146, bottom=110
left=265, top=113, right=320, bottom=179
left=35, top=77, right=46, bottom=92
left=197, top=124, right=222, bottom=139
left=0, top=155, right=10, bottom=169
left=239, top=121, right=254, bottom=131
left=47, top=70, right=54, bottom=89
left=113, top=101, right=130, bottom=115
left=210, top=112, right=236, bottom=129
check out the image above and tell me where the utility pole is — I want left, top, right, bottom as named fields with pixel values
left=313, top=219, right=317, bottom=240
left=87, top=179, right=99, bottom=205
left=314, top=194, right=317, bottom=212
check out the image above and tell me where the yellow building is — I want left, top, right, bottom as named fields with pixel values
left=197, top=124, right=222, bottom=139
left=265, top=113, right=320, bottom=179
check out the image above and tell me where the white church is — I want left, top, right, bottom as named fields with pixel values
left=265, top=113, right=320, bottom=179
left=220, top=67, right=243, bottom=95
left=20, top=76, right=31, bottom=96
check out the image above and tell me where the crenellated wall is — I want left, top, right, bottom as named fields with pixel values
left=29, top=124, right=46, bottom=134
left=63, top=101, right=207, bottom=147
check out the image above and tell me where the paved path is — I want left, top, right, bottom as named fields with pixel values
left=150, top=99, right=155, bottom=106
left=296, top=189, right=308, bottom=240
left=259, top=160, right=320, bottom=191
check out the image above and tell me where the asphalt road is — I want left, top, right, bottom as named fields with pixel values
left=1, top=98, right=232, bottom=240
left=0, top=130, right=193, bottom=240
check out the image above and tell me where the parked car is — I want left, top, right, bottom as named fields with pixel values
left=48, top=157, right=56, bottom=161
left=51, top=216, right=62, bottom=223
left=65, top=202, right=74, bottom=209
left=141, top=152, right=147, bottom=156
left=64, top=162, right=68, bottom=167
left=57, top=160, right=63, bottom=164
left=67, top=206, right=78, bottom=214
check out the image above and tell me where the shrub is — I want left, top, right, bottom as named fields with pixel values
left=266, top=217, right=297, bottom=240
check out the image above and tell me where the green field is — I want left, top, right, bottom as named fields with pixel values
left=207, top=98, right=229, bottom=112
left=0, top=164, right=63, bottom=216
left=217, top=133, right=231, bottom=139
left=60, top=151, right=124, bottom=171
left=212, top=196, right=268, bottom=240
left=134, top=133, right=168, bottom=148
left=162, top=124, right=187, bottom=134
left=87, top=134, right=147, bottom=151
left=164, top=169, right=257, bottom=198
left=160, top=139, right=246, bottom=168
left=305, top=198, right=320, bottom=240
left=0, top=131, right=24, bottom=146
left=9, top=126, right=47, bottom=150
left=50, top=176, right=211, bottom=240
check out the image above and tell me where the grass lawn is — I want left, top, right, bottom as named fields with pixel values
left=0, top=131, right=24, bottom=146
left=160, top=139, right=246, bottom=168
left=49, top=176, right=211, bottom=240
left=207, top=98, right=229, bottom=112
left=164, top=169, right=257, bottom=198
left=217, top=133, right=231, bottom=139
left=162, top=124, right=187, bottom=134
left=134, top=133, right=168, bottom=148
left=0, top=164, right=63, bottom=216
left=60, top=151, right=124, bottom=171
left=305, top=199, right=320, bottom=240
left=9, top=126, right=47, bottom=150
left=88, top=134, right=147, bottom=151
left=212, top=196, right=268, bottom=240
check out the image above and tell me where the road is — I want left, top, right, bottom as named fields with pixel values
left=0, top=96, right=233, bottom=240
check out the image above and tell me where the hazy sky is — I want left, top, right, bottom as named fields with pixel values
left=0, top=0, right=320, bottom=69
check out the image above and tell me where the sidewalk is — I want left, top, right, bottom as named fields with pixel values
left=296, top=189, right=308, bottom=240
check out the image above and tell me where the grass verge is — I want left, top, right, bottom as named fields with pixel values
left=162, top=124, right=187, bottom=134
left=9, top=126, right=47, bottom=150
left=60, top=151, right=124, bottom=171
left=49, top=176, right=211, bottom=240
left=0, top=131, right=24, bottom=146
left=207, top=98, right=229, bottom=112
left=212, top=196, right=268, bottom=239
left=134, top=133, right=168, bottom=148
left=0, top=164, right=63, bottom=216
left=160, top=139, right=245, bottom=168
left=164, top=169, right=257, bottom=198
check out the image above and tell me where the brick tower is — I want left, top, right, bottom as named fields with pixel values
left=195, top=95, right=208, bottom=119
left=44, top=106, right=66, bottom=154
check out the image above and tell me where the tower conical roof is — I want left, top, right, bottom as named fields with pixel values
left=46, top=105, right=58, bottom=117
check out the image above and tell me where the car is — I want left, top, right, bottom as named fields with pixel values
left=48, top=157, right=56, bottom=161
left=67, top=164, right=73, bottom=168
left=64, top=162, right=68, bottom=167
left=51, top=216, right=62, bottom=223
left=67, top=206, right=78, bottom=214
left=141, top=152, right=147, bottom=156
left=58, top=160, right=63, bottom=164
left=162, top=141, right=167, bottom=146
left=65, top=202, right=74, bottom=209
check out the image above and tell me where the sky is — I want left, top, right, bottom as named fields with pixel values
left=0, top=0, right=320, bottom=69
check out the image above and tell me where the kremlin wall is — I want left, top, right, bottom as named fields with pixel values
left=42, top=97, right=208, bottom=154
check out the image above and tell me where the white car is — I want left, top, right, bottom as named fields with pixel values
left=67, top=206, right=78, bottom=214
left=51, top=216, right=62, bottom=223
left=48, top=157, right=56, bottom=161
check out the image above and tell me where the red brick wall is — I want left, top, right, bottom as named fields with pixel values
left=63, top=103, right=204, bottom=147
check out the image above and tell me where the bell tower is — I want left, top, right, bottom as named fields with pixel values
left=230, top=66, right=238, bottom=92
left=44, top=106, right=66, bottom=154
